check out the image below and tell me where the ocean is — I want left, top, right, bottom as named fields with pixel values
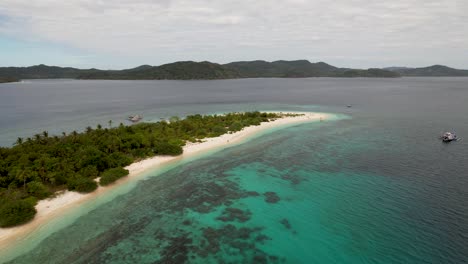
left=0, top=77, right=467, bottom=263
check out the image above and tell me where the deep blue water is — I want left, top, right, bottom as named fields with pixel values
left=1, top=78, right=467, bottom=263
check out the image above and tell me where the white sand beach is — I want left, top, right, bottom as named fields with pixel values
left=0, top=112, right=330, bottom=255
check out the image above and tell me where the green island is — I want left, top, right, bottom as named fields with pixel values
left=0, top=77, right=19, bottom=84
left=0, top=112, right=285, bottom=227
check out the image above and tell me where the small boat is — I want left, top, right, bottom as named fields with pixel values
left=441, top=132, right=457, bottom=142
left=127, top=115, right=143, bottom=123
left=347, top=105, right=352, bottom=108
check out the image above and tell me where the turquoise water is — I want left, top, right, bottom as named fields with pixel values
left=2, top=78, right=468, bottom=263
left=5, top=113, right=467, bottom=263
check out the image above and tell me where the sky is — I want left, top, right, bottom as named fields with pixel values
left=0, top=0, right=467, bottom=69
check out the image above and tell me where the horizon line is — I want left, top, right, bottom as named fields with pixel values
left=0, top=60, right=466, bottom=71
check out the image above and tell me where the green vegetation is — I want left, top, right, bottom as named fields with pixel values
left=67, top=177, right=98, bottom=193
left=341, top=68, right=400, bottom=78
left=0, top=60, right=402, bottom=80
left=5, top=61, right=468, bottom=80
left=0, top=77, right=19, bottom=83
left=225, top=60, right=342, bottom=78
left=227, top=61, right=401, bottom=78
left=78, top=61, right=241, bottom=80
left=0, top=199, right=37, bottom=227
left=0, top=112, right=282, bottom=227
left=0, top=64, right=96, bottom=79
left=384, top=65, right=468, bottom=76
left=99, top=167, right=129, bottom=186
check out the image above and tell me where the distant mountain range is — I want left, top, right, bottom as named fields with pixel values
left=383, top=65, right=468, bottom=76
left=223, top=60, right=400, bottom=78
left=0, top=61, right=467, bottom=82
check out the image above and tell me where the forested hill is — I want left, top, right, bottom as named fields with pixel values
left=78, top=61, right=242, bottom=80
left=0, top=64, right=92, bottom=80
left=384, top=65, right=468, bottom=76
left=0, top=60, right=400, bottom=80
left=3, top=61, right=468, bottom=81
left=225, top=60, right=340, bottom=77
left=224, top=60, right=398, bottom=78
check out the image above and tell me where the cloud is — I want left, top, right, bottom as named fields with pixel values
left=0, top=0, right=467, bottom=68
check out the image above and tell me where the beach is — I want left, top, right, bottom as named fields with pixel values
left=0, top=112, right=329, bottom=256
left=3, top=78, right=468, bottom=264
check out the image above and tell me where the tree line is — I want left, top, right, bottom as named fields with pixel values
left=0, top=112, right=282, bottom=227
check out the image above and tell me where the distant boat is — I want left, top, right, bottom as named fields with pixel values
left=441, top=132, right=457, bottom=142
left=128, top=115, right=143, bottom=123
left=347, top=104, right=352, bottom=108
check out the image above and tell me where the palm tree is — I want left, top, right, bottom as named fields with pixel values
left=72, top=131, right=78, bottom=142
left=97, top=124, right=102, bottom=130
left=38, top=158, right=47, bottom=182
left=62, top=132, right=67, bottom=137
left=15, top=168, right=28, bottom=192
left=42, top=131, right=49, bottom=138
left=34, top=134, right=41, bottom=141
left=86, top=126, right=93, bottom=134
left=15, top=137, right=23, bottom=146
left=169, top=116, right=180, bottom=123
left=108, top=120, right=113, bottom=128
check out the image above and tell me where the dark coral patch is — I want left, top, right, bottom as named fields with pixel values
left=246, top=191, right=260, bottom=197
left=195, top=224, right=282, bottom=263
left=255, top=234, right=271, bottom=243
left=280, top=218, right=292, bottom=229
left=281, top=174, right=303, bottom=185
left=264, top=192, right=280, bottom=203
left=157, top=234, right=193, bottom=264
left=216, top=207, right=252, bottom=223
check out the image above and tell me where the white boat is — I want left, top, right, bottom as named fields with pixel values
left=441, top=132, right=457, bottom=142
left=128, top=115, right=143, bottom=123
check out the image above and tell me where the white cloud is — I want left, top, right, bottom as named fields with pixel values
left=0, top=0, right=467, bottom=68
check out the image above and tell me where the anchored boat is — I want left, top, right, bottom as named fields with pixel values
left=128, top=115, right=143, bottom=123
left=441, top=132, right=457, bottom=142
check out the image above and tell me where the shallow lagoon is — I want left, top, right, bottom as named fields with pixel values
left=1, top=78, right=468, bottom=263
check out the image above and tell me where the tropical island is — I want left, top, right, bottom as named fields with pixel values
left=0, top=111, right=327, bottom=228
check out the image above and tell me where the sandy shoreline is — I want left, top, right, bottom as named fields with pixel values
left=0, top=111, right=330, bottom=256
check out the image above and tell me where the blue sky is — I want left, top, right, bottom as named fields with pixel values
left=0, top=36, right=142, bottom=69
left=1, top=0, right=467, bottom=69
left=1, top=37, right=88, bottom=67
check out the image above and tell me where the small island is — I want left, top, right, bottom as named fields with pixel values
left=0, top=111, right=324, bottom=228
left=0, top=77, right=19, bottom=84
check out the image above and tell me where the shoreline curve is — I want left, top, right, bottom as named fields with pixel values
left=0, top=111, right=332, bottom=261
